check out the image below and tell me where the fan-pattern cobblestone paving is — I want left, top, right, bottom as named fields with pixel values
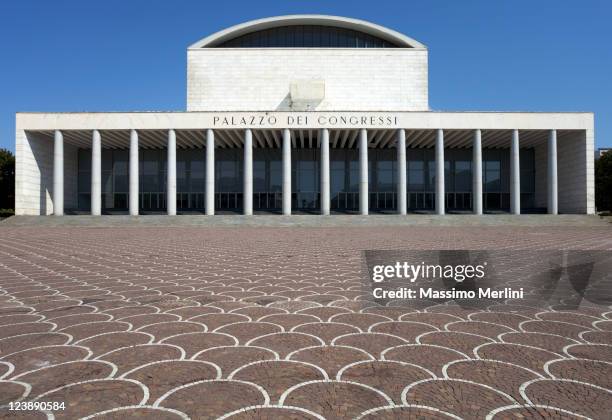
left=0, top=225, right=611, bottom=419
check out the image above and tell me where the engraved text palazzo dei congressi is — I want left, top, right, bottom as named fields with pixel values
left=212, top=113, right=399, bottom=128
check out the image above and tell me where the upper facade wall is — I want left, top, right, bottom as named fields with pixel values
left=186, top=15, right=428, bottom=112
left=186, top=48, right=429, bottom=112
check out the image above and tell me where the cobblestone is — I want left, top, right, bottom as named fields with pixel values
left=0, top=222, right=611, bottom=419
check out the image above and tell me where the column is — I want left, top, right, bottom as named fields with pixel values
left=129, top=129, right=139, bottom=216
left=510, top=129, right=521, bottom=215
left=282, top=128, right=291, bottom=215
left=472, top=129, right=483, bottom=215
left=435, top=129, right=445, bottom=215
left=91, top=130, right=101, bottom=216
left=397, top=129, right=407, bottom=215
left=167, top=129, right=177, bottom=216
left=548, top=129, right=558, bottom=214
left=53, top=130, right=64, bottom=216
left=359, top=129, right=369, bottom=215
left=206, top=129, right=215, bottom=216
left=320, top=128, right=330, bottom=215
left=243, top=129, right=253, bottom=215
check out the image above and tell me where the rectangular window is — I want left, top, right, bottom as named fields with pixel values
left=254, top=160, right=266, bottom=192
left=427, top=160, right=436, bottom=191
left=269, top=160, right=282, bottom=192
left=217, top=160, right=239, bottom=192
left=143, top=159, right=160, bottom=192
left=190, top=160, right=205, bottom=192
left=454, top=161, right=472, bottom=192
left=297, top=160, right=316, bottom=191
left=113, top=158, right=128, bottom=193
left=484, top=160, right=501, bottom=192
left=177, top=167, right=187, bottom=192
left=520, top=149, right=535, bottom=193
left=408, top=160, right=424, bottom=191
left=77, top=172, right=91, bottom=193
left=348, top=159, right=359, bottom=192
left=376, top=160, right=395, bottom=192
left=331, top=160, right=345, bottom=195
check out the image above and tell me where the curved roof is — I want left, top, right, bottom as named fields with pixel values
left=188, top=15, right=426, bottom=49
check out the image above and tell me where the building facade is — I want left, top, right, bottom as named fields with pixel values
left=15, top=15, right=595, bottom=216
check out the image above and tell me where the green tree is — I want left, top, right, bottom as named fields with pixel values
left=595, top=152, right=612, bottom=211
left=0, top=148, right=15, bottom=210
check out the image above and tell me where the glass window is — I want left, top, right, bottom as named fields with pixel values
left=376, top=160, right=395, bottom=192
left=114, top=193, right=128, bottom=209
left=216, top=25, right=405, bottom=48
left=297, top=160, right=316, bottom=191
left=78, top=193, right=90, bottom=211
left=114, top=173, right=128, bottom=193
left=142, top=159, right=160, bottom=192
left=102, top=150, right=113, bottom=172
left=377, top=170, right=394, bottom=192
left=113, top=152, right=128, bottom=193
left=79, top=149, right=91, bottom=168
left=217, top=160, right=240, bottom=191
left=427, top=160, right=436, bottom=191
left=77, top=150, right=92, bottom=203
left=191, top=160, right=205, bottom=192
left=444, top=161, right=451, bottom=187
left=78, top=172, right=91, bottom=193
left=377, top=161, right=393, bottom=171
left=455, top=161, right=471, bottom=192
left=176, top=160, right=186, bottom=176
left=254, top=161, right=266, bottom=192
left=269, top=160, right=282, bottom=192
left=102, top=171, right=112, bottom=195
left=177, top=170, right=187, bottom=191
left=520, top=149, right=535, bottom=193
left=348, top=159, right=359, bottom=192
left=331, top=160, right=345, bottom=195
left=484, top=160, right=501, bottom=192
left=520, top=172, right=534, bottom=193
left=408, top=160, right=424, bottom=191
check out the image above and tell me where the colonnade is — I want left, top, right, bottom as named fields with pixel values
left=51, top=128, right=559, bottom=216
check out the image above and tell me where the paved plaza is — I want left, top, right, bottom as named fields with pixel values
left=0, top=216, right=611, bottom=419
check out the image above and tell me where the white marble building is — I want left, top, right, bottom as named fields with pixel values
left=15, top=15, right=595, bottom=216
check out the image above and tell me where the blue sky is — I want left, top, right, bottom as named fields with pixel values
left=1, top=0, right=610, bottom=152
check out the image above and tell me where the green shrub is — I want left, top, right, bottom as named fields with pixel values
left=0, top=148, right=15, bottom=210
left=0, top=208, right=14, bottom=218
